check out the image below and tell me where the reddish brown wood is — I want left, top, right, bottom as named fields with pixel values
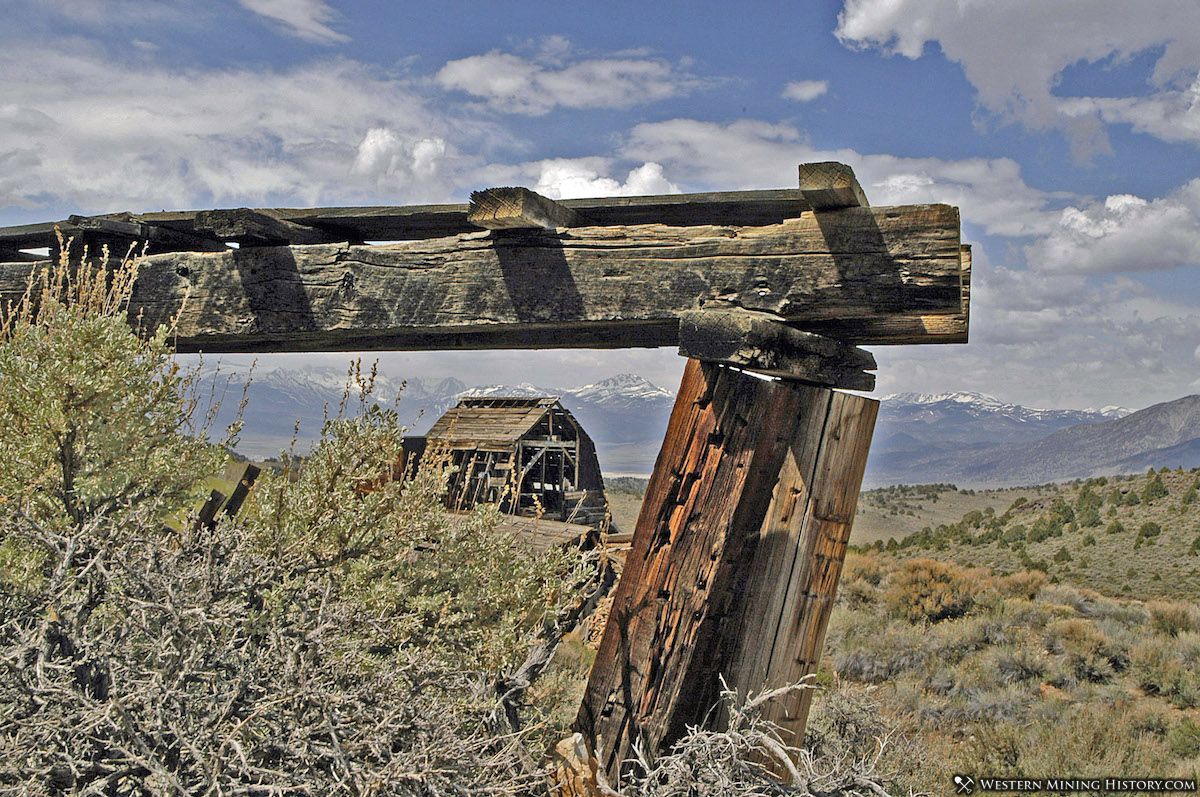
left=576, top=359, right=877, bottom=781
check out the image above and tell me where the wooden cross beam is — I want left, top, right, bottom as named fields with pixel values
left=0, top=203, right=967, bottom=351
left=468, top=187, right=584, bottom=229
left=193, top=208, right=341, bottom=246
left=678, top=307, right=877, bottom=389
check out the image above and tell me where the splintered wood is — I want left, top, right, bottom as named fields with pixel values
left=576, top=360, right=877, bottom=782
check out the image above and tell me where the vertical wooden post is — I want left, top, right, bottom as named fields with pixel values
left=575, top=359, right=877, bottom=782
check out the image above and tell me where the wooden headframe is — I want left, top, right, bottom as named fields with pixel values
left=0, top=163, right=973, bottom=785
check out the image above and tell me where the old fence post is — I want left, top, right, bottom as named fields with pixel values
left=575, top=356, right=878, bottom=782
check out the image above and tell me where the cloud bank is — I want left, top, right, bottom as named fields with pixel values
left=836, top=0, right=1200, bottom=156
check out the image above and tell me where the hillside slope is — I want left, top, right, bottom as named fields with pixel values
left=857, top=468, right=1200, bottom=599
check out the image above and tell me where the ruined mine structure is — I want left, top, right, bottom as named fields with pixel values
left=406, top=395, right=609, bottom=527
left=0, top=162, right=971, bottom=788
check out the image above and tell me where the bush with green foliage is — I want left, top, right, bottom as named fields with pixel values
left=1143, top=472, right=1169, bottom=503
left=0, top=252, right=598, bottom=793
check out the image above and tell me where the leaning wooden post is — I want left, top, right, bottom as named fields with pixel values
left=574, top=310, right=879, bottom=783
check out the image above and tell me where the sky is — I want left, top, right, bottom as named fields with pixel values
left=3, top=0, right=1199, bottom=410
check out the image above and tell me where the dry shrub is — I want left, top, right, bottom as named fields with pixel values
left=1131, top=639, right=1200, bottom=708
left=957, top=700, right=1176, bottom=778
left=832, top=620, right=933, bottom=683
left=1148, top=600, right=1199, bottom=637
left=884, top=558, right=978, bottom=623
left=623, top=681, right=921, bottom=797
left=842, top=552, right=885, bottom=587
left=1043, top=619, right=1128, bottom=683
left=995, top=570, right=1048, bottom=600
left=988, top=647, right=1049, bottom=685
left=0, top=248, right=599, bottom=794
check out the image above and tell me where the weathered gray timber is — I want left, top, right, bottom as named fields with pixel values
left=193, top=208, right=340, bottom=246
left=0, top=204, right=963, bottom=352
left=798, top=161, right=869, bottom=210
left=678, top=308, right=877, bottom=389
left=0, top=189, right=819, bottom=252
left=469, top=187, right=583, bottom=230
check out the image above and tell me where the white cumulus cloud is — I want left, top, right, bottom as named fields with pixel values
left=1027, top=180, right=1200, bottom=273
left=237, top=0, right=349, bottom=44
left=781, top=80, right=829, bottom=102
left=0, top=46, right=487, bottom=212
left=532, top=160, right=679, bottom=199
left=434, top=43, right=703, bottom=115
left=835, top=0, right=1200, bottom=156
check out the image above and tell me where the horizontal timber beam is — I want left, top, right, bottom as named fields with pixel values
left=0, top=203, right=966, bottom=351
left=0, top=189, right=820, bottom=252
left=194, top=208, right=339, bottom=246
left=0, top=161, right=893, bottom=253
left=678, top=308, right=877, bottom=389
left=799, top=161, right=869, bottom=210
left=469, top=187, right=582, bottom=230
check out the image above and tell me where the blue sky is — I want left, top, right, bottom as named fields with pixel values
left=3, top=0, right=1199, bottom=410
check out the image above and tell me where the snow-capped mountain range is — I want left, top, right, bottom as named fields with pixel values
left=197, top=366, right=675, bottom=472
left=197, top=366, right=1198, bottom=485
left=881, top=391, right=1132, bottom=422
left=866, top=391, right=1197, bottom=487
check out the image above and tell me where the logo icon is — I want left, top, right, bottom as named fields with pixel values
left=953, top=774, right=975, bottom=794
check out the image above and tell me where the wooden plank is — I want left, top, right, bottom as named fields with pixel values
left=0, top=249, right=49, bottom=263
left=0, top=160, right=870, bottom=251
left=575, top=363, right=878, bottom=781
left=0, top=221, right=60, bottom=251
left=0, top=189, right=813, bottom=251
left=0, top=204, right=965, bottom=351
left=576, top=360, right=808, bottom=779
left=723, top=390, right=878, bottom=775
left=66, top=214, right=228, bottom=254
left=798, top=162, right=869, bottom=210
left=678, top=307, right=876, bottom=389
left=220, top=462, right=261, bottom=517
left=193, top=208, right=338, bottom=246
left=469, top=187, right=582, bottom=230
left=130, top=189, right=810, bottom=241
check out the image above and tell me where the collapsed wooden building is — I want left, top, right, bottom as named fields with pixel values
left=0, top=162, right=972, bottom=789
left=404, top=395, right=611, bottom=528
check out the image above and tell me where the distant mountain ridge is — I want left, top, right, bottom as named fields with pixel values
left=199, top=366, right=675, bottom=473
left=866, top=392, right=1198, bottom=487
left=200, top=366, right=1199, bottom=486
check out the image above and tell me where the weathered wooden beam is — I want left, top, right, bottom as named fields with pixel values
left=193, top=208, right=338, bottom=246
left=469, top=187, right=582, bottom=230
left=0, top=162, right=879, bottom=250
left=147, top=189, right=810, bottom=241
left=0, top=204, right=964, bottom=351
left=798, top=162, right=869, bottom=210
left=575, top=360, right=877, bottom=781
left=0, top=189, right=815, bottom=251
left=66, top=214, right=228, bottom=254
left=678, top=307, right=876, bottom=389
left=0, top=221, right=60, bottom=251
